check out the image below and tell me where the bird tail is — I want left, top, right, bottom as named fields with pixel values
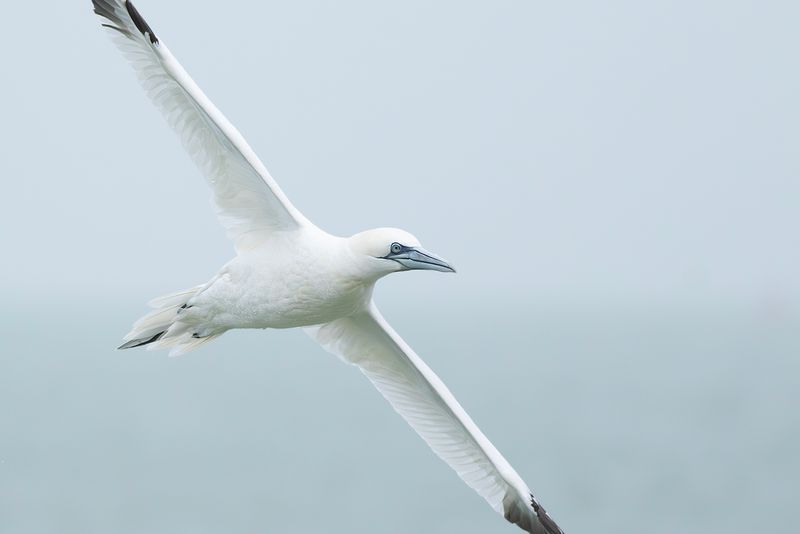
left=118, top=285, right=220, bottom=356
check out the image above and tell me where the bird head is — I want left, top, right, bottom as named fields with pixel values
left=348, top=227, right=455, bottom=278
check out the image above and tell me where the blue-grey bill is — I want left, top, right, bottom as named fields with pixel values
left=390, top=248, right=456, bottom=273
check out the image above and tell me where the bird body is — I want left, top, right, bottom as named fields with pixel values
left=92, top=1, right=565, bottom=532
left=123, top=227, right=424, bottom=353
left=182, top=230, right=368, bottom=329
left=198, top=231, right=372, bottom=331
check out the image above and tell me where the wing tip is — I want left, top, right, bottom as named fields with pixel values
left=125, top=0, right=159, bottom=44
left=92, top=0, right=159, bottom=45
left=92, top=0, right=121, bottom=27
left=529, top=494, right=564, bottom=534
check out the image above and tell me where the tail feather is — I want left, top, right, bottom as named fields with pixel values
left=147, top=285, right=204, bottom=308
left=148, top=332, right=222, bottom=357
left=123, top=304, right=183, bottom=342
left=120, top=285, right=220, bottom=356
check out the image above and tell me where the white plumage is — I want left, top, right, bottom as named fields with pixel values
left=93, top=2, right=564, bottom=533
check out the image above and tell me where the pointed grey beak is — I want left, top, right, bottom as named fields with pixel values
left=384, top=246, right=456, bottom=273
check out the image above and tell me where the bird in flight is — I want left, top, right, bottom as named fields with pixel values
left=92, top=2, right=564, bottom=532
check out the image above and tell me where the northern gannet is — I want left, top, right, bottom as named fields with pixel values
left=92, top=2, right=564, bottom=532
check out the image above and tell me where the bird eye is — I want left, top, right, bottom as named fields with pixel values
left=390, top=243, right=402, bottom=254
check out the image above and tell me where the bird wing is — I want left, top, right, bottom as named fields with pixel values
left=92, top=0, right=311, bottom=251
left=306, top=303, right=564, bottom=534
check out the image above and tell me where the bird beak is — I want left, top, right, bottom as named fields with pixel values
left=385, top=247, right=456, bottom=273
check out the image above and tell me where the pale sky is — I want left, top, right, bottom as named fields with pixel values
left=2, top=0, right=798, bottom=311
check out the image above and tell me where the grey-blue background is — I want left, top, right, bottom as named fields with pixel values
left=1, top=1, right=798, bottom=533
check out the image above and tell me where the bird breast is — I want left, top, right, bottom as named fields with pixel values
left=200, top=232, right=371, bottom=330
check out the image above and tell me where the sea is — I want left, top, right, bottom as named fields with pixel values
left=1, top=297, right=797, bottom=533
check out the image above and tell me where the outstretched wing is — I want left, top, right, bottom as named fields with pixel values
left=92, top=0, right=312, bottom=251
left=306, top=303, right=564, bottom=534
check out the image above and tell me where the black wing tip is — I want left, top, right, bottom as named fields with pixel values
left=92, top=0, right=158, bottom=45
left=125, top=0, right=159, bottom=44
left=530, top=494, right=564, bottom=534
left=100, top=22, right=132, bottom=38
left=93, top=0, right=122, bottom=28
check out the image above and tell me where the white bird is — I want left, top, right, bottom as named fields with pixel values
left=92, top=2, right=564, bottom=532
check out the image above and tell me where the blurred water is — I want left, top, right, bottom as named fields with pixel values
left=0, top=297, right=797, bottom=534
